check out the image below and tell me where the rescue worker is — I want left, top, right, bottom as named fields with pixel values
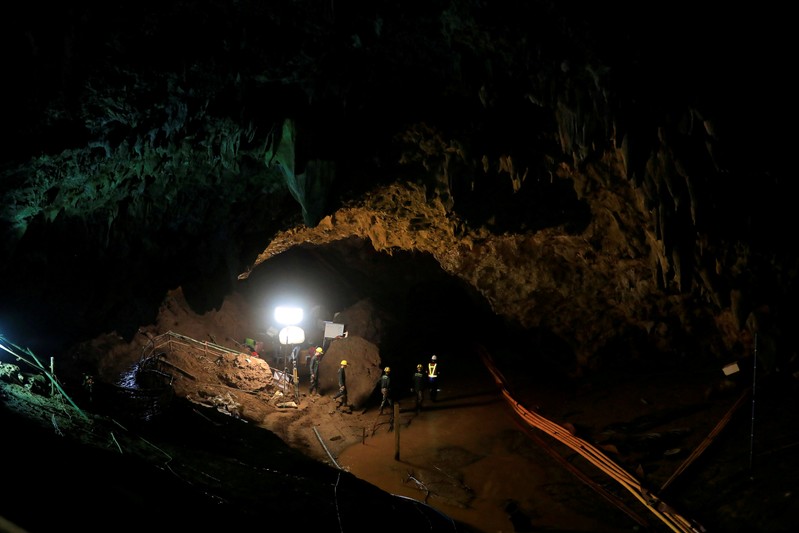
left=82, top=373, right=95, bottom=403
left=305, top=345, right=315, bottom=367
left=412, top=364, right=425, bottom=412
left=427, top=355, right=440, bottom=402
left=309, top=347, right=323, bottom=396
left=379, top=367, right=392, bottom=414
left=333, top=360, right=348, bottom=407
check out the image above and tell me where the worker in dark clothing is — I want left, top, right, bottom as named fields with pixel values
left=309, top=347, right=323, bottom=396
left=333, top=360, right=348, bottom=407
left=82, top=374, right=95, bottom=404
left=379, top=367, right=392, bottom=414
left=412, top=364, right=425, bottom=412
left=427, top=355, right=440, bottom=402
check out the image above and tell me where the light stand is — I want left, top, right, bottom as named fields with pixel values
left=749, top=332, right=758, bottom=477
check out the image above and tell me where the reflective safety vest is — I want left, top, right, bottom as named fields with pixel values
left=427, top=362, right=438, bottom=378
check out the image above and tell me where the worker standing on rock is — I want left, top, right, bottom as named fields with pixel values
left=379, top=367, right=392, bottom=414
left=309, top=347, right=323, bottom=396
left=333, top=360, right=348, bottom=408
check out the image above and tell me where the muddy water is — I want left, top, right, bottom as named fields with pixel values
left=336, top=373, right=635, bottom=533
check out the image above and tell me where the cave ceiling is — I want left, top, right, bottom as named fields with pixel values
left=0, top=1, right=794, bottom=373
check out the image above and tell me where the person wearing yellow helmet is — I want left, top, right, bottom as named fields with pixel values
left=305, top=345, right=323, bottom=368
left=308, top=346, right=324, bottom=396
left=428, top=355, right=440, bottom=402
left=379, top=366, right=392, bottom=414
left=333, top=360, right=348, bottom=407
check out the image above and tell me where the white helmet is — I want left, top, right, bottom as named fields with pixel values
left=431, top=355, right=437, bottom=361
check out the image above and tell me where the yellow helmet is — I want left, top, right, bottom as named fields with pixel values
left=341, top=360, right=348, bottom=366
left=384, top=367, right=390, bottom=373
left=315, top=347, right=323, bottom=354
left=416, top=364, right=423, bottom=371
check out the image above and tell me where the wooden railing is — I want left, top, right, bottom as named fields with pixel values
left=140, top=330, right=242, bottom=363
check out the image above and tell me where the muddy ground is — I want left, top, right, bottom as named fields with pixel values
left=3, top=288, right=799, bottom=532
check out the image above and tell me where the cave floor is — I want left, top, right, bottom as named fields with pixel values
left=3, top=337, right=798, bottom=533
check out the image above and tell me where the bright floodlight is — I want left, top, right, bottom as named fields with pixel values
left=279, top=326, right=305, bottom=345
left=274, top=306, right=303, bottom=325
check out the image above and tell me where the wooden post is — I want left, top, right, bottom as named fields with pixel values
left=394, top=402, right=400, bottom=461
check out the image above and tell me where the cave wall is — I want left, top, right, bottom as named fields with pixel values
left=1, top=1, right=793, bottom=373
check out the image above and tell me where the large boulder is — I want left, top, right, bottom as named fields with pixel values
left=317, top=335, right=381, bottom=408
left=332, top=298, right=386, bottom=347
